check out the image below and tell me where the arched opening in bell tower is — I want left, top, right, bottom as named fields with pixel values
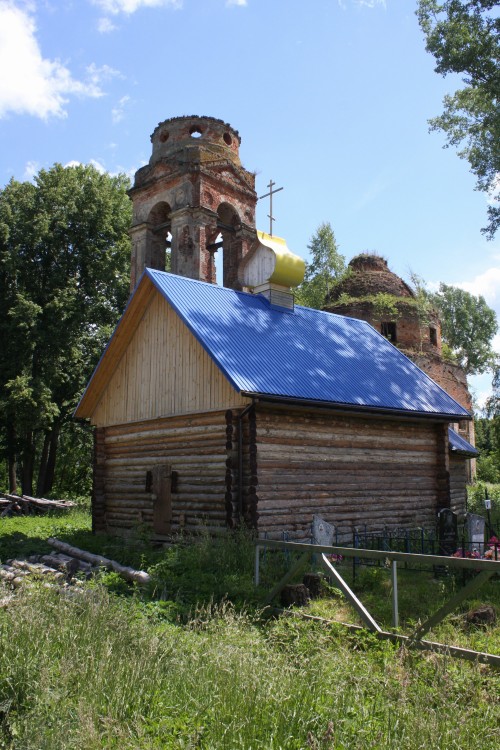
left=148, top=201, right=172, bottom=272
left=215, top=202, right=241, bottom=287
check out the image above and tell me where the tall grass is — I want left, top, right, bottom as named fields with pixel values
left=1, top=583, right=499, bottom=750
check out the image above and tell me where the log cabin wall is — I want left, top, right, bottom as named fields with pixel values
left=91, top=293, right=247, bottom=427
left=92, top=427, right=106, bottom=532
left=97, top=409, right=244, bottom=536
left=449, top=455, right=467, bottom=516
left=253, top=406, right=448, bottom=539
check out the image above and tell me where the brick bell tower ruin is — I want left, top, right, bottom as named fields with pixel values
left=128, top=115, right=258, bottom=291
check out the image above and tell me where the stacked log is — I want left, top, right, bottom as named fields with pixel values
left=0, top=493, right=75, bottom=517
left=0, top=540, right=150, bottom=590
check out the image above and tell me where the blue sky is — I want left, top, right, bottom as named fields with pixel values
left=1, top=0, right=499, bottom=405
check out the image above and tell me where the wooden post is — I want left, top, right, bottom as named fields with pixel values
left=435, top=423, right=451, bottom=511
left=392, top=561, right=399, bottom=628
left=320, top=554, right=381, bottom=633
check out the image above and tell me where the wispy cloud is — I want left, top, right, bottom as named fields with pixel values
left=226, top=0, right=247, bottom=7
left=355, top=0, right=386, bottom=7
left=338, top=0, right=386, bottom=7
left=23, top=160, right=40, bottom=181
left=0, top=1, right=104, bottom=119
left=353, top=174, right=391, bottom=212
left=92, top=0, right=182, bottom=15
left=112, top=94, right=131, bottom=123
left=97, top=16, right=117, bottom=32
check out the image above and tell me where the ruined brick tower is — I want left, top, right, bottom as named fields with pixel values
left=128, top=115, right=257, bottom=290
left=325, top=254, right=475, bottom=472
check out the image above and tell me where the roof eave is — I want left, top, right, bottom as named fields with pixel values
left=241, top=391, right=472, bottom=422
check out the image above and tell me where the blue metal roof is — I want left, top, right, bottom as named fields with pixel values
left=145, top=269, right=470, bottom=420
left=448, top=428, right=479, bottom=456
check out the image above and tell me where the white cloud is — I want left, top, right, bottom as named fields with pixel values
left=112, top=94, right=131, bottom=123
left=64, top=159, right=106, bottom=173
left=97, top=16, right=116, bottom=32
left=454, top=267, right=500, bottom=309
left=63, top=158, right=144, bottom=181
left=23, top=159, right=40, bottom=181
left=86, top=62, right=122, bottom=86
left=226, top=0, right=247, bottom=7
left=0, top=1, right=105, bottom=119
left=338, top=0, right=386, bottom=7
left=354, top=0, right=386, bottom=6
left=90, top=159, right=107, bottom=173
left=92, top=0, right=182, bottom=15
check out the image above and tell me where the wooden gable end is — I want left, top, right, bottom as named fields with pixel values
left=89, top=289, right=247, bottom=427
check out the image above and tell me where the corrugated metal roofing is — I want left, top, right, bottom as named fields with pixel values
left=448, top=428, right=479, bottom=456
left=145, top=269, right=470, bottom=420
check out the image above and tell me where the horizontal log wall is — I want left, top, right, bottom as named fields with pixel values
left=254, top=408, right=444, bottom=539
left=99, top=411, right=232, bottom=536
left=92, top=294, right=246, bottom=427
left=449, top=455, right=467, bottom=516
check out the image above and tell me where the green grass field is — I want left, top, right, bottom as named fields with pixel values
left=1, top=509, right=499, bottom=749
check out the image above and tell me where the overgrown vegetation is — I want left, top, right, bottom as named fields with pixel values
left=1, top=509, right=499, bottom=749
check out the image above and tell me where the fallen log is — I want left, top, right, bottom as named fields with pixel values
left=39, top=554, right=80, bottom=576
left=48, top=538, right=152, bottom=585
left=0, top=493, right=75, bottom=515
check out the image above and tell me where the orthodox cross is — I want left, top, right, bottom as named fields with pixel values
left=258, top=179, right=283, bottom=236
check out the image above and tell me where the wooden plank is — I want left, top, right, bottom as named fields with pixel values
left=257, top=539, right=500, bottom=572
left=271, top=609, right=500, bottom=668
left=410, top=570, right=496, bottom=641
left=152, top=464, right=172, bottom=535
left=320, top=554, right=381, bottom=632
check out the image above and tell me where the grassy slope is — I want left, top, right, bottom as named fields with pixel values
left=1, top=510, right=499, bottom=750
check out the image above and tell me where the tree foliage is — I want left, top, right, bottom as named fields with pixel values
left=295, top=222, right=346, bottom=309
left=417, top=0, right=500, bottom=237
left=429, top=282, right=497, bottom=374
left=0, top=164, right=131, bottom=495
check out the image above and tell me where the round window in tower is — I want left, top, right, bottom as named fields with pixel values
left=159, top=131, right=169, bottom=143
left=223, top=132, right=232, bottom=146
left=190, top=126, right=203, bottom=138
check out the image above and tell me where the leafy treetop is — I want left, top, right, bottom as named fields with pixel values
left=430, top=282, right=497, bottom=374
left=294, top=222, right=346, bottom=309
left=417, top=0, right=500, bottom=238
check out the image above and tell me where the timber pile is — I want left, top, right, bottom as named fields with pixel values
left=0, top=538, right=151, bottom=593
left=0, top=493, right=75, bottom=517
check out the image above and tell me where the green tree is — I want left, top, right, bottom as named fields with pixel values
left=295, top=222, right=346, bottom=309
left=474, top=415, right=500, bottom=482
left=430, top=282, right=497, bottom=374
left=0, top=164, right=131, bottom=495
left=417, top=1, right=500, bottom=237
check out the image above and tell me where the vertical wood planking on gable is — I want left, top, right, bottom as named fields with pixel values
left=92, top=293, right=247, bottom=426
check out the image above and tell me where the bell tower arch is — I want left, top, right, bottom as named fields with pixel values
left=128, top=116, right=257, bottom=290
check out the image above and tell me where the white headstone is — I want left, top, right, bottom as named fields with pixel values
left=312, top=515, right=335, bottom=547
